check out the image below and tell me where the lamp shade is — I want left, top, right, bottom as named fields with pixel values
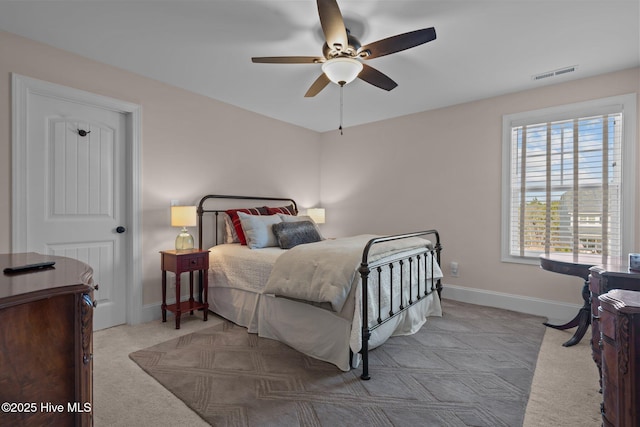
left=306, top=208, right=326, bottom=224
left=321, top=57, right=363, bottom=85
left=171, top=206, right=197, bottom=227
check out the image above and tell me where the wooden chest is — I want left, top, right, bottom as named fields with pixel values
left=589, top=265, right=640, bottom=383
left=598, top=289, right=640, bottom=427
left=0, top=253, right=95, bottom=426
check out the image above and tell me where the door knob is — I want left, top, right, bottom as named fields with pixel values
left=116, top=226, right=126, bottom=234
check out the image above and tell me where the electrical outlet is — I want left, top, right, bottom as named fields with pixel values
left=450, top=261, right=459, bottom=277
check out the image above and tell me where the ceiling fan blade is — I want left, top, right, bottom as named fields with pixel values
left=304, top=73, right=331, bottom=97
left=252, top=56, right=323, bottom=64
left=317, top=0, right=348, bottom=51
left=358, top=64, right=398, bottom=91
left=359, top=27, right=436, bottom=60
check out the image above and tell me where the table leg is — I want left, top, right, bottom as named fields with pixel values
left=161, top=270, right=167, bottom=323
left=189, top=271, right=194, bottom=315
left=203, top=269, right=208, bottom=322
left=543, top=279, right=591, bottom=346
left=175, top=273, right=181, bottom=329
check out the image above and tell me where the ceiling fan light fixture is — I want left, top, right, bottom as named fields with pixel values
left=321, top=57, right=363, bottom=85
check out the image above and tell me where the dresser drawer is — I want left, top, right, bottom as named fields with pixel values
left=599, top=307, right=616, bottom=341
left=179, top=254, right=207, bottom=271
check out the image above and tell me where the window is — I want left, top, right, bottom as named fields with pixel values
left=502, top=94, right=636, bottom=264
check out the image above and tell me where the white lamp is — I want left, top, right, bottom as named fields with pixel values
left=171, top=206, right=197, bottom=250
left=306, top=208, right=326, bottom=224
left=322, top=57, right=363, bottom=86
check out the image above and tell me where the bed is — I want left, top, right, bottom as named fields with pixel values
left=197, top=194, right=443, bottom=380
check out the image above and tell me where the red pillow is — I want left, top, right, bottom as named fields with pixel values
left=225, top=207, right=268, bottom=245
left=265, top=204, right=297, bottom=216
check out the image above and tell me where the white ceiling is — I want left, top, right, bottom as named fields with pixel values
left=0, top=1, right=638, bottom=132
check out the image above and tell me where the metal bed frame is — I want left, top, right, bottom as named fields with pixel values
left=196, top=194, right=442, bottom=380
left=197, top=194, right=297, bottom=248
left=358, top=231, right=442, bottom=379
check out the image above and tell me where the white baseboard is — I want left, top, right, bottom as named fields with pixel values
left=137, top=285, right=583, bottom=326
left=139, top=301, right=165, bottom=324
left=441, top=284, right=582, bottom=324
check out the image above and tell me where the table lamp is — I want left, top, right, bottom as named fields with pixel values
left=306, top=208, right=325, bottom=224
left=171, top=205, right=197, bottom=250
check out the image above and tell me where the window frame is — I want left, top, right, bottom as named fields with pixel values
left=501, top=94, right=637, bottom=265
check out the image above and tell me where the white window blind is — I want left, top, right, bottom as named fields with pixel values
left=510, top=114, right=622, bottom=257
left=502, top=94, right=636, bottom=264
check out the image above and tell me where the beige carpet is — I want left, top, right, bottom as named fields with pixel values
left=94, top=301, right=602, bottom=426
left=523, top=324, right=601, bottom=426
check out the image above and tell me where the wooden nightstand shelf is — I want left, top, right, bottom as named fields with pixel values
left=160, top=249, right=209, bottom=329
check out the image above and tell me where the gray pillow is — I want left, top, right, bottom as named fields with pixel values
left=277, top=214, right=324, bottom=239
left=272, top=221, right=322, bottom=249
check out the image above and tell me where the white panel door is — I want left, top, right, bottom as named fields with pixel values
left=26, top=93, right=127, bottom=330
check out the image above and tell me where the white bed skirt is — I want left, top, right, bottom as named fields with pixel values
left=257, top=292, right=442, bottom=372
left=209, top=287, right=261, bottom=333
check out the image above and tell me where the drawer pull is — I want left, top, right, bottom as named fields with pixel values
left=191, top=259, right=197, bottom=264
left=82, top=294, right=97, bottom=308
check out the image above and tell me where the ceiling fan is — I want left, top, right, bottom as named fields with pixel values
left=251, top=0, right=437, bottom=97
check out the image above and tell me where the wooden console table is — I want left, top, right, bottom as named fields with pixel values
left=539, top=253, right=613, bottom=347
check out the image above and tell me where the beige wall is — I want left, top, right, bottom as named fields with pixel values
left=1, top=28, right=638, bottom=319
left=0, top=30, right=321, bottom=307
left=319, top=67, right=640, bottom=307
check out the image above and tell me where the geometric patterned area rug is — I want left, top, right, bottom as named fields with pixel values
left=129, top=299, right=546, bottom=427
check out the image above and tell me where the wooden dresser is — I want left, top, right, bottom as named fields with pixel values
left=589, top=265, right=640, bottom=383
left=598, top=289, right=640, bottom=427
left=0, top=253, right=95, bottom=427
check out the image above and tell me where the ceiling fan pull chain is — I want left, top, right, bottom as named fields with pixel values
left=339, top=83, right=344, bottom=135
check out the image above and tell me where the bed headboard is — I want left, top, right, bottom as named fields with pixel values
left=196, top=194, right=298, bottom=250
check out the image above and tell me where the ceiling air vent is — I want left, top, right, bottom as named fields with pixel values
left=533, top=72, right=555, bottom=81
left=532, top=65, right=578, bottom=81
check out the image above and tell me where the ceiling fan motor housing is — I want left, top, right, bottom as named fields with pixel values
left=323, top=32, right=362, bottom=59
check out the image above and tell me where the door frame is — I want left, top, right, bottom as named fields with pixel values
left=11, top=73, right=143, bottom=326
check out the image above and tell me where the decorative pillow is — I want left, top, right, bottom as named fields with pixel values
left=279, top=214, right=310, bottom=223
left=225, top=207, right=268, bottom=245
left=238, top=212, right=282, bottom=249
left=265, top=204, right=297, bottom=216
left=272, top=221, right=322, bottom=249
left=278, top=214, right=324, bottom=239
left=222, top=213, right=238, bottom=243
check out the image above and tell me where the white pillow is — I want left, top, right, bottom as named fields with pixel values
left=238, top=212, right=282, bottom=249
left=278, top=214, right=324, bottom=239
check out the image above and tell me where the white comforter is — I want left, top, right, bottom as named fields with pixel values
left=208, top=244, right=284, bottom=293
left=263, top=234, right=442, bottom=315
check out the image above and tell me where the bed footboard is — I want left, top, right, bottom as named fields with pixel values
left=358, top=230, right=442, bottom=380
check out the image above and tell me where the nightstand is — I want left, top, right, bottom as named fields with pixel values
left=160, top=249, right=209, bottom=329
